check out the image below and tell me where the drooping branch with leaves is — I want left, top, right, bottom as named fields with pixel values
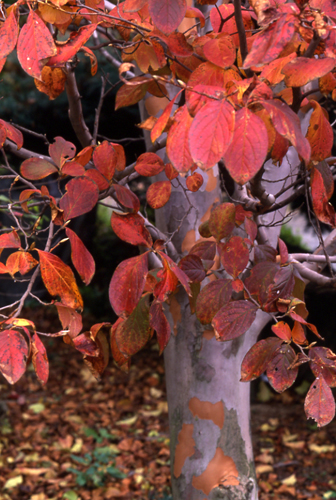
left=1, top=0, right=336, bottom=497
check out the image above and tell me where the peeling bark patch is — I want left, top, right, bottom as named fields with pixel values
left=169, top=295, right=182, bottom=336
left=182, top=229, right=196, bottom=253
left=173, top=423, right=195, bottom=478
left=192, top=448, right=239, bottom=494
left=195, top=359, right=216, bottom=383
left=203, top=328, right=215, bottom=340
left=205, top=168, right=217, bottom=192
left=189, top=398, right=224, bottom=429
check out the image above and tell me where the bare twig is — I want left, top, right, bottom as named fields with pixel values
left=93, top=76, right=107, bottom=144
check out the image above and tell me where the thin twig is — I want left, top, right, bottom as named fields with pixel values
left=93, top=76, right=107, bottom=144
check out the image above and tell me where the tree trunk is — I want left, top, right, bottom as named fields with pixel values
left=164, top=295, right=270, bottom=500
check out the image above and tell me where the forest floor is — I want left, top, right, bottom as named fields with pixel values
left=0, top=309, right=336, bottom=500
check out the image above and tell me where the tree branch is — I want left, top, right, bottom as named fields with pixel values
left=65, top=66, right=93, bottom=148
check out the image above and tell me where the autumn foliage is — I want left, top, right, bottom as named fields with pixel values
left=1, top=0, right=336, bottom=431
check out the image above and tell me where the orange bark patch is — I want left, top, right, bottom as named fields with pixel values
left=173, top=423, right=195, bottom=478
left=203, top=328, right=215, bottom=340
left=169, top=295, right=182, bottom=336
left=145, top=95, right=169, bottom=117
left=205, top=168, right=217, bottom=192
left=182, top=229, right=196, bottom=253
left=188, top=397, right=224, bottom=428
left=192, top=448, right=239, bottom=494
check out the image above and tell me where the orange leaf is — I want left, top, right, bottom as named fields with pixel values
left=37, top=249, right=83, bottom=310
left=223, top=108, right=268, bottom=185
left=34, top=66, right=66, bottom=100
left=66, top=228, right=95, bottom=285
left=189, top=99, right=235, bottom=170
left=17, top=11, right=57, bottom=80
left=208, top=203, right=236, bottom=241
left=304, top=377, right=335, bottom=427
left=56, top=303, right=83, bottom=338
left=146, top=181, right=172, bottom=209
left=310, top=166, right=336, bottom=226
left=31, top=333, right=49, bottom=385
left=271, top=321, right=292, bottom=341
left=186, top=172, right=203, bottom=192
left=306, top=101, right=334, bottom=162
left=115, top=77, right=150, bottom=110
left=115, top=294, right=152, bottom=356
left=6, top=251, right=38, bottom=276
left=0, top=119, right=23, bottom=149
left=0, top=230, right=21, bottom=249
left=282, top=57, right=335, bottom=88
left=47, top=23, right=98, bottom=67
left=203, top=35, right=236, bottom=69
left=49, top=136, right=76, bottom=167
left=151, top=91, right=182, bottom=144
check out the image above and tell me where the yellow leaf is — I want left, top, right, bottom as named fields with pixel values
left=4, top=476, right=23, bottom=489
left=282, top=474, right=297, bottom=486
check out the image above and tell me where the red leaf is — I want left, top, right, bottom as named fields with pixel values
left=111, top=212, right=153, bottom=248
left=17, top=11, right=56, bottom=79
left=189, top=240, right=216, bottom=261
left=282, top=57, right=335, bottom=88
left=149, top=301, right=171, bottom=354
left=49, top=136, right=76, bottom=167
left=109, top=253, right=148, bottom=317
left=219, top=236, right=249, bottom=278
left=186, top=172, right=204, bottom=192
left=93, top=141, right=117, bottom=181
left=212, top=300, right=258, bottom=341
left=203, top=35, right=236, bottom=69
left=146, top=181, right=172, bottom=209
left=114, top=184, right=140, bottom=213
left=196, top=279, right=232, bottom=325
left=244, top=217, right=258, bottom=242
left=167, top=105, right=194, bottom=173
left=37, top=249, right=83, bottom=310
left=310, top=166, right=336, bottom=226
left=243, top=14, right=296, bottom=68
left=148, top=0, right=187, bottom=33
left=115, top=294, right=152, bottom=356
left=240, top=337, right=283, bottom=382
left=0, top=329, right=28, bottom=384
left=0, top=10, right=18, bottom=60
left=262, top=100, right=311, bottom=164
left=47, top=23, right=98, bottom=67
left=110, top=319, right=130, bottom=371
left=189, top=100, right=235, bottom=170
left=186, top=84, right=226, bottom=117
left=56, top=303, right=83, bottom=338
left=223, top=108, right=268, bottom=185
left=254, top=244, right=277, bottom=263
left=178, top=254, right=206, bottom=283
left=232, top=279, right=244, bottom=293
left=134, top=152, right=165, bottom=177
left=20, top=157, right=58, bottom=180
left=266, top=344, right=298, bottom=392
left=31, top=333, right=49, bottom=385
left=271, top=321, right=291, bottom=341
left=306, top=101, right=334, bottom=162
left=210, top=3, right=253, bottom=46
left=154, top=258, right=179, bottom=302
left=60, top=177, right=99, bottom=220
left=265, top=265, right=295, bottom=310
left=72, top=332, right=100, bottom=356
left=310, top=347, right=336, bottom=387
left=278, top=238, right=289, bottom=265
left=244, top=261, right=279, bottom=307
left=0, top=230, right=21, bottom=249
left=85, top=169, right=110, bottom=191
left=61, top=162, right=85, bottom=177
left=66, top=228, right=95, bottom=285
left=0, top=119, right=23, bottom=149
left=6, top=251, right=38, bottom=276
left=208, top=202, right=236, bottom=241
left=304, top=377, right=335, bottom=427
left=159, top=252, right=191, bottom=296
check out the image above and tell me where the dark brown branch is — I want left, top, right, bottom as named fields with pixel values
left=233, top=0, right=248, bottom=63
left=65, top=66, right=93, bottom=148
